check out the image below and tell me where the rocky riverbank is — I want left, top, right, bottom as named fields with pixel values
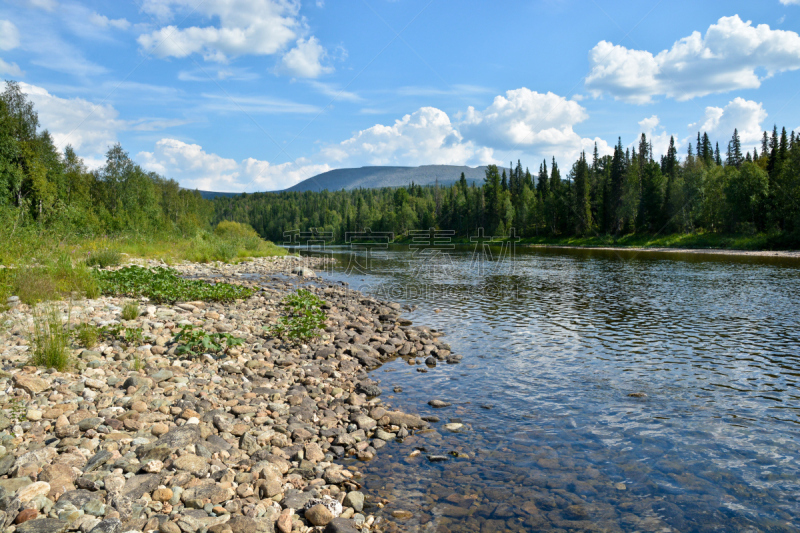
left=0, top=257, right=459, bottom=533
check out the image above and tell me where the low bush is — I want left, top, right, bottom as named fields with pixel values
left=174, top=324, right=244, bottom=359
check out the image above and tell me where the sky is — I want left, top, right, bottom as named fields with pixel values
left=1, top=0, right=800, bottom=192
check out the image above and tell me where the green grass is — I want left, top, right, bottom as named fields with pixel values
left=121, top=301, right=140, bottom=321
left=30, top=304, right=71, bottom=371
left=75, top=323, right=99, bottom=348
left=0, top=256, right=100, bottom=305
left=95, top=266, right=255, bottom=304
left=83, top=249, right=122, bottom=268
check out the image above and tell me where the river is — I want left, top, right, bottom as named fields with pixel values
left=300, top=244, right=800, bottom=532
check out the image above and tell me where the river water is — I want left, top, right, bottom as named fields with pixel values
left=303, top=245, right=800, bottom=532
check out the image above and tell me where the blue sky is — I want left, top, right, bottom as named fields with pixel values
left=1, top=0, right=799, bottom=191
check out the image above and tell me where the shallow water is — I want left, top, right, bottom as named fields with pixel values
left=306, top=245, right=800, bottom=532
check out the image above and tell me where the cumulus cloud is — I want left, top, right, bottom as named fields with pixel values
left=689, top=98, right=767, bottom=145
left=780, top=0, right=800, bottom=4
left=277, top=37, right=332, bottom=78
left=19, top=83, right=188, bottom=166
left=321, top=107, right=495, bottom=167
left=586, top=15, right=800, bottom=103
left=138, top=138, right=330, bottom=191
left=636, top=115, right=679, bottom=158
left=20, top=82, right=124, bottom=159
left=137, top=0, right=311, bottom=64
left=459, top=88, right=611, bottom=162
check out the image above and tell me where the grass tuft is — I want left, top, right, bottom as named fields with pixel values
left=84, top=249, right=122, bottom=268
left=30, top=304, right=71, bottom=371
left=75, top=323, right=99, bottom=348
left=121, top=301, right=140, bottom=321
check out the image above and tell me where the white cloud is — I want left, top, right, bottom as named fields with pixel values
left=0, top=20, right=20, bottom=50
left=138, top=138, right=330, bottom=191
left=28, top=0, right=57, bottom=11
left=586, top=15, right=800, bottom=103
left=780, top=0, right=800, bottom=5
left=20, top=82, right=123, bottom=158
left=636, top=115, right=679, bottom=158
left=459, top=88, right=610, bottom=162
left=19, top=83, right=189, bottom=164
left=321, top=107, right=495, bottom=167
left=0, top=20, right=22, bottom=76
left=89, top=13, right=130, bottom=30
left=137, top=0, right=303, bottom=62
left=689, top=98, right=767, bottom=145
left=201, top=93, right=320, bottom=114
left=307, top=80, right=361, bottom=102
left=0, top=59, right=23, bottom=77
left=278, top=37, right=332, bottom=78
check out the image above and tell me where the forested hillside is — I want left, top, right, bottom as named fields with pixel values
left=0, top=81, right=211, bottom=238
left=213, top=128, right=800, bottom=246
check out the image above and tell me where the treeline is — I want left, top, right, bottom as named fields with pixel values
left=0, top=81, right=211, bottom=238
left=214, top=127, right=800, bottom=243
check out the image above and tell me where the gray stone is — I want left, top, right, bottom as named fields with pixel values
left=156, top=425, right=200, bottom=449
left=121, top=474, right=159, bottom=500
left=342, top=491, right=364, bottom=513
left=325, top=518, right=359, bottom=533
left=88, top=518, right=121, bottom=533
left=78, top=418, right=104, bottom=431
left=282, top=490, right=315, bottom=510
left=83, top=451, right=112, bottom=473
left=149, top=369, right=173, bottom=383
left=15, top=519, right=69, bottom=533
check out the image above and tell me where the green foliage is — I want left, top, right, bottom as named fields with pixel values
left=84, top=249, right=122, bottom=268
left=270, top=289, right=327, bottom=343
left=100, top=324, right=144, bottom=348
left=75, top=323, right=99, bottom=348
left=173, top=324, right=244, bottom=359
left=30, top=304, right=71, bottom=371
left=95, top=266, right=255, bottom=304
left=121, top=301, right=140, bottom=321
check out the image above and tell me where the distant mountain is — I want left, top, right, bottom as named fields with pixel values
left=286, top=165, right=490, bottom=192
left=196, top=164, right=496, bottom=199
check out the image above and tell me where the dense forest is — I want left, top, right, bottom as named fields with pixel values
left=0, top=81, right=211, bottom=241
left=214, top=127, right=800, bottom=245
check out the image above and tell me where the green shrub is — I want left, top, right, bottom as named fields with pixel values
left=174, top=324, right=244, bottom=359
left=269, top=289, right=327, bottom=343
left=214, top=220, right=260, bottom=240
left=75, top=323, right=99, bottom=348
left=84, top=249, right=122, bottom=268
left=95, top=266, right=255, bottom=303
left=30, top=304, right=71, bottom=371
left=121, top=301, right=140, bottom=320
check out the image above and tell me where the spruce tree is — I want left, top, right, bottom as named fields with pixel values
left=572, top=152, right=592, bottom=234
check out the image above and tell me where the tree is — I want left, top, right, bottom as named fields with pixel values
left=572, top=152, right=592, bottom=234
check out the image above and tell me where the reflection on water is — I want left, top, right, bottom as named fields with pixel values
left=311, top=246, right=800, bottom=532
